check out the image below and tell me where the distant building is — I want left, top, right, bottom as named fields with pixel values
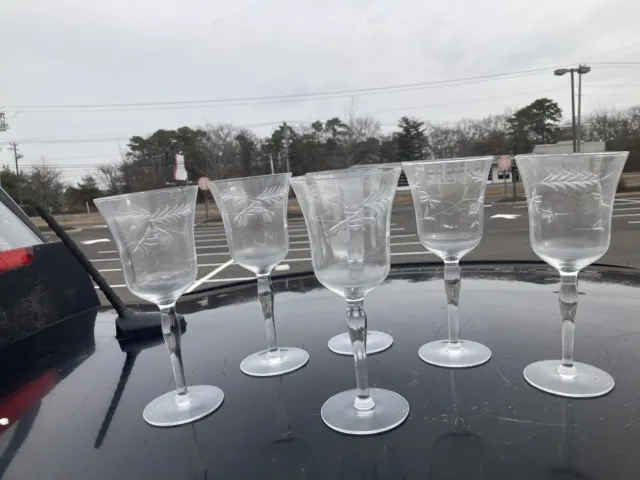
left=532, top=140, right=606, bottom=154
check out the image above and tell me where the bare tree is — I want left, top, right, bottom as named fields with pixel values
left=24, top=159, right=65, bottom=212
left=97, top=164, right=123, bottom=195
left=201, top=123, right=241, bottom=179
left=343, top=99, right=382, bottom=165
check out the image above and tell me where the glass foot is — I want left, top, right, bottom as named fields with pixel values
left=418, top=340, right=491, bottom=368
left=327, top=331, right=393, bottom=356
left=524, top=360, right=614, bottom=398
left=321, top=388, right=409, bottom=435
left=143, top=385, right=224, bottom=427
left=240, top=347, right=309, bottom=377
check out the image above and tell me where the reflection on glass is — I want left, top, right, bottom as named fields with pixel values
left=516, top=152, right=628, bottom=398
left=209, top=174, right=309, bottom=377
left=403, top=157, right=493, bottom=368
left=95, top=186, right=224, bottom=426
left=291, top=166, right=409, bottom=436
left=430, top=371, right=485, bottom=479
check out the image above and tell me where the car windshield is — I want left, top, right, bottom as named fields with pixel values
left=2, top=0, right=639, bottom=303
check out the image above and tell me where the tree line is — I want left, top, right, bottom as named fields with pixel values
left=3, top=97, right=640, bottom=214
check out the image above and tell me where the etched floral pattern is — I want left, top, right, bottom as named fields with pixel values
left=222, top=185, right=288, bottom=226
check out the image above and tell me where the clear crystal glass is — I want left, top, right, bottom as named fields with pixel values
left=516, top=152, right=628, bottom=398
left=208, top=173, right=309, bottom=377
left=293, top=165, right=394, bottom=356
left=403, top=157, right=494, bottom=368
left=291, top=167, right=409, bottom=435
left=95, top=186, right=224, bottom=427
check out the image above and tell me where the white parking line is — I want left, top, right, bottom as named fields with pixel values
left=196, top=245, right=228, bottom=250
left=195, top=233, right=227, bottom=239
left=186, top=259, right=234, bottom=293
left=198, top=251, right=232, bottom=257
left=391, top=251, right=432, bottom=257
left=81, top=238, right=111, bottom=245
left=613, top=213, right=640, bottom=218
left=98, top=268, right=121, bottom=273
left=91, top=258, right=120, bottom=262
left=198, top=262, right=227, bottom=267
left=99, top=250, right=117, bottom=254
left=629, top=221, right=640, bottom=224
left=203, top=277, right=254, bottom=284
left=613, top=207, right=640, bottom=212
left=391, top=234, right=417, bottom=239
left=95, top=284, right=126, bottom=289
left=391, top=242, right=423, bottom=247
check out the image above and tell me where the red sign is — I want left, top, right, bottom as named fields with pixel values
left=197, top=177, right=209, bottom=190
left=497, top=155, right=512, bottom=171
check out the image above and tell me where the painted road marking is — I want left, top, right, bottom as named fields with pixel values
left=275, top=264, right=290, bottom=271
left=99, top=250, right=117, bottom=254
left=186, top=259, right=235, bottom=293
left=613, top=213, right=640, bottom=218
left=491, top=214, right=520, bottom=219
left=81, top=238, right=111, bottom=245
left=196, top=245, right=228, bottom=250
left=98, top=268, right=122, bottom=273
left=203, top=277, right=254, bottom=283
left=95, top=285, right=126, bottom=289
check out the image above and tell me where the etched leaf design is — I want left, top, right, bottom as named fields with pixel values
left=537, top=168, right=610, bottom=193
left=128, top=201, right=193, bottom=257
left=226, top=185, right=288, bottom=226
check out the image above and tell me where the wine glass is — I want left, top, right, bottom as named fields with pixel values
left=291, top=166, right=409, bottom=435
left=515, top=152, right=628, bottom=397
left=208, top=173, right=309, bottom=377
left=313, top=163, right=403, bottom=356
left=402, top=157, right=493, bottom=368
left=94, top=186, right=224, bottom=427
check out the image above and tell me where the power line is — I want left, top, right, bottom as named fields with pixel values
left=2, top=66, right=558, bottom=111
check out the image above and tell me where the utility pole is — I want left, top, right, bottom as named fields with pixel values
left=9, top=141, right=23, bottom=206
left=283, top=129, right=290, bottom=173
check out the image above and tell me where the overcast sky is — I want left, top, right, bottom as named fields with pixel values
left=2, top=0, right=640, bottom=184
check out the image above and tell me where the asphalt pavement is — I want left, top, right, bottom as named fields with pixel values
left=44, top=195, right=640, bottom=306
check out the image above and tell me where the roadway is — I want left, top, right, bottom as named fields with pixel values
left=44, top=195, right=640, bottom=306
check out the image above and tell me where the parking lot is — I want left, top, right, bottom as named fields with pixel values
left=49, top=195, right=640, bottom=306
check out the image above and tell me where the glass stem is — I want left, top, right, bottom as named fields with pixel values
left=444, top=261, right=461, bottom=349
left=346, top=300, right=375, bottom=411
left=160, top=306, right=191, bottom=406
left=559, top=273, right=579, bottom=377
left=258, top=274, right=279, bottom=358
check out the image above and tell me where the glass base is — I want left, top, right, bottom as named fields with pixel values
left=418, top=340, right=491, bottom=368
left=327, top=331, right=393, bottom=356
left=143, top=385, right=224, bottom=427
left=321, top=388, right=409, bottom=436
left=524, top=360, right=614, bottom=398
left=240, top=347, right=309, bottom=377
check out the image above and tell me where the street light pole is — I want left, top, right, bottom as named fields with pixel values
left=570, top=70, right=577, bottom=153
left=554, top=65, right=590, bottom=153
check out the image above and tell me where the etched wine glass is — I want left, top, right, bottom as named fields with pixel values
left=403, top=157, right=493, bottom=368
left=94, top=186, right=224, bottom=427
left=516, top=152, right=628, bottom=397
left=291, top=166, right=410, bottom=435
left=310, top=163, right=404, bottom=356
left=208, top=173, right=309, bottom=377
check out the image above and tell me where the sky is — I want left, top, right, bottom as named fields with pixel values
left=2, top=0, right=640, bottom=184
